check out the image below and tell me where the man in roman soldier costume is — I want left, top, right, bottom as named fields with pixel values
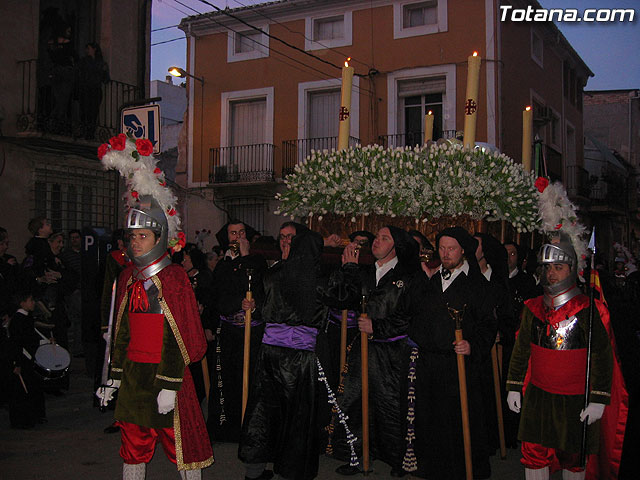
left=96, top=135, right=213, bottom=479
left=506, top=231, right=615, bottom=480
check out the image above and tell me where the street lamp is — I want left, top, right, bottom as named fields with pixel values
left=168, top=66, right=204, bottom=84
left=168, top=66, right=206, bottom=183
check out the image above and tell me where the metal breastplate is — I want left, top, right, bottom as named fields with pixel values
left=532, top=314, right=584, bottom=350
left=543, top=284, right=582, bottom=309
left=141, top=280, right=163, bottom=314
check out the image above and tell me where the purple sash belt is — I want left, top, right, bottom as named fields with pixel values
left=262, top=323, right=318, bottom=351
left=327, top=308, right=358, bottom=328
left=220, top=310, right=263, bottom=328
left=372, top=334, right=409, bottom=344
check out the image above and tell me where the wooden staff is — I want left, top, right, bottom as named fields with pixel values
left=241, top=269, right=255, bottom=422
left=361, top=295, right=370, bottom=475
left=449, top=305, right=473, bottom=480
left=340, top=309, right=348, bottom=375
left=491, top=344, right=507, bottom=459
left=201, top=356, right=210, bottom=402
left=18, top=372, right=28, bottom=394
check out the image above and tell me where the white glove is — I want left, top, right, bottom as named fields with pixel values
left=96, top=379, right=121, bottom=406
left=157, top=389, right=177, bottom=414
left=580, top=403, right=605, bottom=425
left=507, top=391, right=521, bottom=413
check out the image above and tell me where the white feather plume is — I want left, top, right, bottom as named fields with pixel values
left=537, top=181, right=588, bottom=272
left=100, top=136, right=181, bottom=241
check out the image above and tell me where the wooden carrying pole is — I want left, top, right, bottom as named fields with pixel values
left=201, top=356, right=210, bottom=402
left=360, top=305, right=370, bottom=475
left=340, top=310, right=348, bottom=374
left=455, top=327, right=473, bottom=480
left=241, top=290, right=252, bottom=422
left=491, top=345, right=507, bottom=459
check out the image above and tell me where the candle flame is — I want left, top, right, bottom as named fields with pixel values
left=345, top=57, right=351, bottom=68
left=428, top=110, right=433, bottom=115
left=525, top=106, right=532, bottom=111
left=473, top=51, right=478, bottom=57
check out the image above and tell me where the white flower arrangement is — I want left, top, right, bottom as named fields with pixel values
left=276, top=142, right=540, bottom=232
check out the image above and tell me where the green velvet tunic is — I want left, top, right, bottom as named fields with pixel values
left=507, top=301, right=613, bottom=454
left=111, top=306, right=186, bottom=428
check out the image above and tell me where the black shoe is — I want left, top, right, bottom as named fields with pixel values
left=391, top=468, right=408, bottom=477
left=104, top=423, right=120, bottom=434
left=245, top=470, right=274, bottom=480
left=335, top=464, right=361, bottom=476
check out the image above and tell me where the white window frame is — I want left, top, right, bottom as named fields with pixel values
left=531, top=28, right=544, bottom=68
left=387, top=65, right=456, bottom=136
left=227, top=24, right=269, bottom=63
left=305, top=10, right=352, bottom=51
left=393, top=0, right=448, bottom=39
left=530, top=89, right=547, bottom=143
left=220, top=87, right=274, bottom=148
left=297, top=78, right=360, bottom=141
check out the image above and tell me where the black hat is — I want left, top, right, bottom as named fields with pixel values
left=386, top=225, right=420, bottom=272
left=408, top=229, right=434, bottom=251
left=215, top=220, right=258, bottom=249
left=349, top=230, right=375, bottom=246
left=436, top=227, right=480, bottom=273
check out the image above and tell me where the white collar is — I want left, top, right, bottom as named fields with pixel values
left=509, top=267, right=519, bottom=279
left=17, top=308, right=29, bottom=316
left=440, top=260, right=469, bottom=292
left=375, top=256, right=398, bottom=286
left=482, top=264, right=493, bottom=281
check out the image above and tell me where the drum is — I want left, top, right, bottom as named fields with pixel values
left=33, top=343, right=71, bottom=380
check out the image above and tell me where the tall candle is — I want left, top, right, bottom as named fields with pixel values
left=463, top=52, right=481, bottom=149
left=424, top=110, right=434, bottom=143
left=522, top=106, right=533, bottom=171
left=338, top=58, right=354, bottom=151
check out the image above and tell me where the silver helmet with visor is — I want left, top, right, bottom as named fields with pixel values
left=126, top=195, right=171, bottom=277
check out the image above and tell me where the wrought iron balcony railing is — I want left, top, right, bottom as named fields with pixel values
left=17, top=59, right=140, bottom=142
left=282, top=136, right=359, bottom=177
left=377, top=130, right=458, bottom=149
left=564, top=164, right=591, bottom=200
left=209, top=143, right=275, bottom=183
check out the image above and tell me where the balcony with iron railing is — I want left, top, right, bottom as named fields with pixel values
left=17, top=59, right=141, bottom=142
left=209, top=143, right=275, bottom=184
left=378, top=130, right=459, bottom=148
left=564, top=165, right=591, bottom=200
left=281, top=136, right=359, bottom=177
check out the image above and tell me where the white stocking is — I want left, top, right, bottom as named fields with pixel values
left=525, top=466, right=549, bottom=480
left=562, top=470, right=585, bottom=480
left=123, top=463, right=146, bottom=480
left=179, top=469, right=202, bottom=480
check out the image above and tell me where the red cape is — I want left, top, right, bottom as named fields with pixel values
left=522, top=296, right=628, bottom=479
left=116, top=263, right=214, bottom=470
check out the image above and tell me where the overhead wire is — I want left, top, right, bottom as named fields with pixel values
left=166, top=0, right=375, bottom=97
left=228, top=0, right=372, bottom=71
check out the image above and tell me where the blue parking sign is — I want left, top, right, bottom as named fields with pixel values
left=121, top=105, right=161, bottom=153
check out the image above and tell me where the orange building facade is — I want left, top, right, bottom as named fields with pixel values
left=178, top=0, right=591, bottom=237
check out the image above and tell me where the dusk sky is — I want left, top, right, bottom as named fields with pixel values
left=150, top=0, right=639, bottom=91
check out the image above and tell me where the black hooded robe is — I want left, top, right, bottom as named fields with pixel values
left=238, top=226, right=329, bottom=480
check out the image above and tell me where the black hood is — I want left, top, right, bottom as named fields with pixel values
left=386, top=225, right=420, bottom=273
left=436, top=226, right=480, bottom=275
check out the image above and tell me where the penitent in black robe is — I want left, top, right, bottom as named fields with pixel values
left=408, top=269, right=496, bottom=480
left=329, top=260, right=425, bottom=472
left=206, top=253, right=267, bottom=442
left=239, top=227, right=346, bottom=480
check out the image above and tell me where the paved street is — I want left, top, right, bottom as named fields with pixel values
left=0, top=358, right=543, bottom=479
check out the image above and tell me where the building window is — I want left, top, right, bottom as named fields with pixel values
left=32, top=162, right=118, bottom=232
left=394, top=0, right=448, bottom=39
left=550, top=110, right=561, bottom=149
left=305, top=11, right=352, bottom=50
left=403, top=1, right=438, bottom=28
left=223, top=197, right=270, bottom=235
left=227, top=25, right=269, bottom=63
left=531, top=29, right=543, bottom=68
left=386, top=67, right=456, bottom=148
left=314, top=16, right=344, bottom=41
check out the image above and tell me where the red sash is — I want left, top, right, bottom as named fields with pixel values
left=530, top=343, right=587, bottom=395
left=127, top=312, right=164, bottom=363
